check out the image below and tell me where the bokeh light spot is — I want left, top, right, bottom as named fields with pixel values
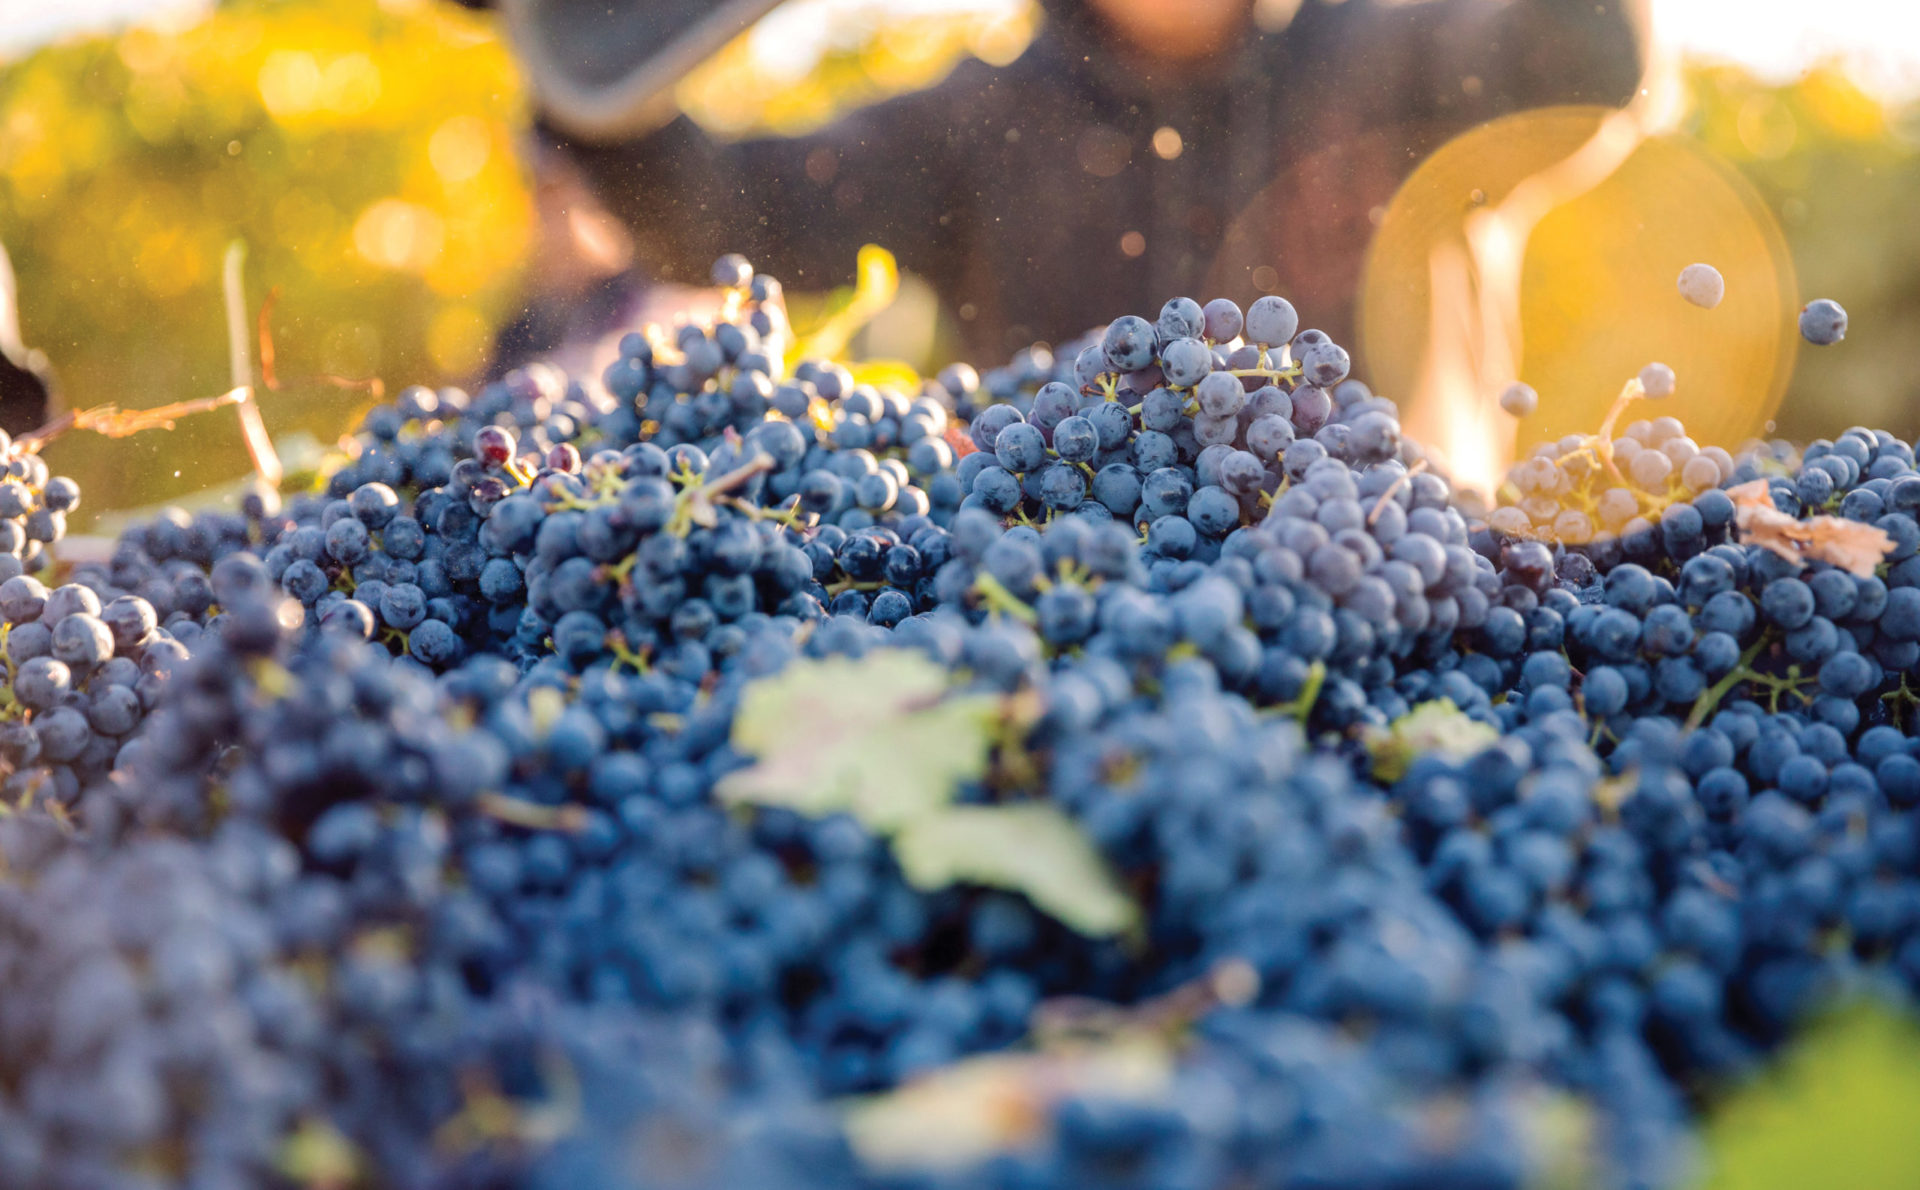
left=257, top=49, right=321, bottom=119
left=320, top=52, right=381, bottom=116
left=427, top=114, right=491, bottom=183
left=353, top=198, right=445, bottom=272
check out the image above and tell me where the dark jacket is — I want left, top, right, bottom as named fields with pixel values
left=551, top=0, right=1647, bottom=361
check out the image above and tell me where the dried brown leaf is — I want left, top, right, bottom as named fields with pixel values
left=1802, top=517, right=1895, bottom=577
left=1726, top=478, right=1777, bottom=515
left=1727, top=478, right=1892, bottom=577
left=1736, top=504, right=1812, bottom=567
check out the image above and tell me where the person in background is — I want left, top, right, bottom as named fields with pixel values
left=501, top=0, right=1649, bottom=364
left=0, top=238, right=52, bottom=437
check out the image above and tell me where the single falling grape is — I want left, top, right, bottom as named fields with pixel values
left=1800, top=298, right=1848, bottom=345
left=1638, top=362, right=1676, bottom=398
left=710, top=252, right=754, bottom=288
left=1499, top=382, right=1538, bottom=417
left=1677, top=262, right=1725, bottom=309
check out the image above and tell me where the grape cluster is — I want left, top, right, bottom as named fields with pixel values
left=0, top=574, right=176, bottom=808
left=1490, top=374, right=1741, bottom=549
left=0, top=818, right=319, bottom=1187
left=1, top=254, right=1917, bottom=1190
left=0, top=434, right=81, bottom=582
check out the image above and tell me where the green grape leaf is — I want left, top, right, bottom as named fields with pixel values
left=1697, top=1003, right=1920, bottom=1190
left=842, top=1034, right=1172, bottom=1174
left=1366, top=698, right=1499, bottom=781
left=720, top=653, right=1138, bottom=938
left=718, top=650, right=1002, bottom=832
left=893, top=804, right=1140, bottom=938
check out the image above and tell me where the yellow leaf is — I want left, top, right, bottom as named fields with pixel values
left=794, top=244, right=899, bottom=362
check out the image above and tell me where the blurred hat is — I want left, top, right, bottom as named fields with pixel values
left=499, top=0, right=785, bottom=142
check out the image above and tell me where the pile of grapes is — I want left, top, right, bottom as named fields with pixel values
left=0, top=250, right=1909, bottom=1190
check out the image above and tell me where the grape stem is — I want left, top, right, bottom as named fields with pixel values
left=606, top=630, right=653, bottom=675
left=1271, top=660, right=1327, bottom=724
left=601, top=554, right=639, bottom=587
left=502, top=458, right=537, bottom=489
left=1226, top=363, right=1304, bottom=384
left=545, top=485, right=616, bottom=513
left=665, top=455, right=777, bottom=536
left=1879, top=679, right=1920, bottom=739
left=0, top=622, right=15, bottom=722
left=971, top=571, right=1038, bottom=625
left=721, top=494, right=810, bottom=528
left=1588, top=376, right=1645, bottom=488
left=1684, top=633, right=1775, bottom=730
left=475, top=792, right=589, bottom=833
left=1032, top=958, right=1259, bottom=1046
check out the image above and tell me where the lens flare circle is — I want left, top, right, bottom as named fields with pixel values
left=1359, top=105, right=1797, bottom=486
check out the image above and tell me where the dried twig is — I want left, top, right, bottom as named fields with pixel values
left=11, top=387, right=254, bottom=454
left=80, top=388, right=254, bottom=437
left=259, top=281, right=385, bottom=399
left=224, top=241, right=283, bottom=487
left=313, top=373, right=385, bottom=398
left=257, top=285, right=281, bottom=392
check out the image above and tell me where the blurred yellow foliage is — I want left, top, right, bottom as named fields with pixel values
left=0, top=0, right=533, bottom=516
left=1683, top=63, right=1920, bottom=444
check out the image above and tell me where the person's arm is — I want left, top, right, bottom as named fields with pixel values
left=1447, top=0, right=1650, bottom=110
left=1295, top=0, right=1649, bottom=142
left=1367, top=0, right=1651, bottom=121
left=546, top=66, right=982, bottom=298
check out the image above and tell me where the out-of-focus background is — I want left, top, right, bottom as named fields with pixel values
left=5, top=0, right=1920, bottom=520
